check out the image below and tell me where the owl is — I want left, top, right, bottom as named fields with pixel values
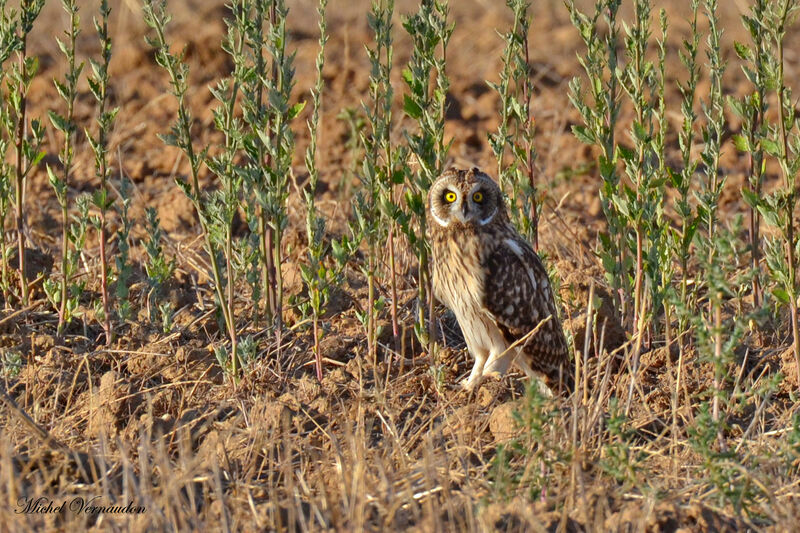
left=427, top=167, right=572, bottom=394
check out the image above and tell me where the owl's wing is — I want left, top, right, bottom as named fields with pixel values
left=482, top=237, right=572, bottom=388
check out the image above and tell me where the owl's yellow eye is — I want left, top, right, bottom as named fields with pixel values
left=472, top=191, right=484, bottom=203
left=444, top=191, right=457, bottom=203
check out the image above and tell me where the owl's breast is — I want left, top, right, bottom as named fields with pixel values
left=431, top=229, right=486, bottom=313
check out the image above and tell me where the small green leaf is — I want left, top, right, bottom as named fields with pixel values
left=617, top=144, right=635, bottom=163
left=762, top=138, right=781, bottom=157
left=30, top=150, right=46, bottom=167
left=160, top=132, right=182, bottom=148
left=683, top=217, right=699, bottom=249
left=732, top=134, right=750, bottom=152
left=46, top=164, right=61, bottom=191
left=174, top=177, right=192, bottom=198
left=403, top=94, right=422, bottom=119
left=87, top=77, right=101, bottom=101
left=288, top=101, right=307, bottom=120
left=772, top=288, right=790, bottom=305
left=757, top=203, right=782, bottom=228
left=48, top=110, right=70, bottom=133
left=741, top=187, right=760, bottom=209
left=632, top=121, right=648, bottom=143
left=733, top=41, right=751, bottom=60
left=728, top=96, right=747, bottom=118
left=53, top=79, right=69, bottom=101
left=571, top=125, right=594, bottom=145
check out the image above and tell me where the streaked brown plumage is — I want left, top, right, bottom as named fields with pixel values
left=427, top=167, right=572, bottom=393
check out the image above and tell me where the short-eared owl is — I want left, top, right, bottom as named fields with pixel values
left=427, top=167, right=572, bottom=393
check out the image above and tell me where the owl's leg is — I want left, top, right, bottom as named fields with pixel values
left=483, top=349, right=514, bottom=378
left=514, top=357, right=555, bottom=398
left=461, top=350, right=488, bottom=391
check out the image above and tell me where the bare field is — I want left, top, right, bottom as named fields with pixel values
left=1, top=0, right=800, bottom=531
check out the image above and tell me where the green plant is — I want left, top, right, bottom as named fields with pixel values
left=237, top=0, right=267, bottom=329
left=731, top=0, right=770, bottom=311
left=653, top=9, right=671, bottom=346
left=114, top=175, right=134, bottom=322
left=237, top=334, right=258, bottom=369
left=336, top=106, right=366, bottom=175
left=489, top=0, right=539, bottom=247
left=489, top=383, right=567, bottom=501
left=687, top=399, right=762, bottom=519
left=203, top=0, right=253, bottom=374
left=143, top=207, right=175, bottom=325
left=237, top=0, right=268, bottom=328
left=666, top=2, right=702, bottom=458
left=143, top=0, right=239, bottom=375
left=402, top=0, right=452, bottom=349
left=45, top=0, right=83, bottom=339
left=255, top=0, right=304, bottom=364
left=300, top=0, right=329, bottom=381
left=599, top=398, right=644, bottom=487
left=256, top=0, right=301, bottom=353
left=670, top=0, right=701, bottom=355
left=570, top=0, right=671, bottom=413
left=619, top=2, right=672, bottom=413
left=0, top=0, right=19, bottom=305
left=1, top=349, right=21, bottom=378
left=63, top=193, right=91, bottom=331
left=159, top=302, right=174, bottom=334
left=754, top=0, right=800, bottom=386
left=353, top=0, right=400, bottom=366
left=567, top=0, right=625, bottom=319
left=8, top=0, right=44, bottom=306
left=697, top=0, right=727, bottom=269
left=371, top=0, right=407, bottom=360
left=86, top=0, right=117, bottom=343
left=696, top=219, right=749, bottom=448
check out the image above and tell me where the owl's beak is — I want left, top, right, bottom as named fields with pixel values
left=456, top=202, right=470, bottom=223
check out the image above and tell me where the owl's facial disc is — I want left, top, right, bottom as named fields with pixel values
left=431, top=187, right=459, bottom=227
left=478, top=206, right=497, bottom=226
left=468, top=184, right=497, bottom=226
left=428, top=168, right=504, bottom=228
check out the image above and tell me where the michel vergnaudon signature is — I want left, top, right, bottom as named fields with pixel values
left=16, top=496, right=146, bottom=515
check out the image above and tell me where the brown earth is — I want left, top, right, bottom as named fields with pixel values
left=1, top=0, right=800, bottom=531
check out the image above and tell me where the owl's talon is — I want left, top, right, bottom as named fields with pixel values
left=460, top=375, right=483, bottom=392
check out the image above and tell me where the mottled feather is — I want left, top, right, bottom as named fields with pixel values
left=482, top=238, right=572, bottom=391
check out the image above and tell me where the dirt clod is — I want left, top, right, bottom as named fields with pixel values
left=87, top=371, right=132, bottom=438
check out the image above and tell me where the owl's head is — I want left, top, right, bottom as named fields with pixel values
left=427, top=167, right=505, bottom=229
